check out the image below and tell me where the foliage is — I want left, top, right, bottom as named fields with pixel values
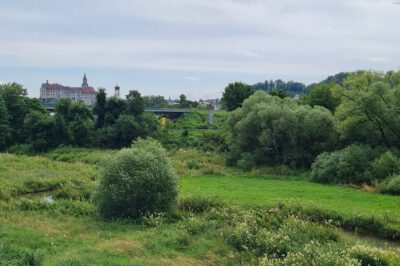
left=115, top=115, right=139, bottom=147
left=93, top=88, right=106, bottom=128
left=23, top=111, right=55, bottom=152
left=104, top=96, right=126, bottom=125
left=335, top=71, right=400, bottom=147
left=311, top=145, right=379, bottom=185
left=44, top=146, right=115, bottom=165
left=372, top=151, right=400, bottom=181
left=379, top=175, right=400, bottom=195
left=0, top=83, right=28, bottom=144
left=143, top=95, right=166, bottom=108
left=160, top=129, right=229, bottom=153
left=253, top=79, right=307, bottom=95
left=221, top=82, right=254, bottom=111
left=267, top=89, right=290, bottom=99
left=0, top=96, right=11, bottom=149
left=94, top=139, right=178, bottom=218
left=125, top=90, right=145, bottom=116
left=303, top=83, right=342, bottom=112
left=0, top=244, right=43, bottom=266
left=179, top=196, right=224, bottom=213
left=180, top=207, right=400, bottom=265
left=228, top=91, right=337, bottom=168
left=6, top=144, right=34, bottom=156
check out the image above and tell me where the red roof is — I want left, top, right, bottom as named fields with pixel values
left=41, top=83, right=96, bottom=94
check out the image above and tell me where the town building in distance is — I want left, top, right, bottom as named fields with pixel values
left=199, top=98, right=221, bottom=110
left=40, top=74, right=96, bottom=106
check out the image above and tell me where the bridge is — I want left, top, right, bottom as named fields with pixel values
left=144, top=108, right=192, bottom=120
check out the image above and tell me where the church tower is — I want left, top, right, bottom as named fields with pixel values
left=82, top=73, right=88, bottom=87
left=114, top=85, right=121, bottom=98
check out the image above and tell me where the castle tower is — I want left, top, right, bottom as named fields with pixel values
left=82, top=73, right=88, bottom=87
left=114, top=85, right=120, bottom=98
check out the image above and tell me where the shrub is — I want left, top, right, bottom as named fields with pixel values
left=6, top=144, right=34, bottom=155
left=179, top=196, right=224, bottom=213
left=93, top=138, right=178, bottom=219
left=336, top=144, right=378, bottom=184
left=310, top=151, right=341, bottom=183
left=312, top=144, right=379, bottom=185
left=186, top=159, right=201, bottom=170
left=349, top=245, right=400, bottom=266
left=0, top=244, right=43, bottom=266
left=378, top=175, right=400, bottom=195
left=372, top=151, right=400, bottom=181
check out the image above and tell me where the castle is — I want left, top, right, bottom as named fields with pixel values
left=40, top=74, right=97, bottom=106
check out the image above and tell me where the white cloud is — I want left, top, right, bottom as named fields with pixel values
left=0, top=0, right=399, bottom=84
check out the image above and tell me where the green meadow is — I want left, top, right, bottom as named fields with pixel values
left=1, top=148, right=400, bottom=265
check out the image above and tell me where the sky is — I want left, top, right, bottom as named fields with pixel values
left=0, top=0, right=399, bottom=100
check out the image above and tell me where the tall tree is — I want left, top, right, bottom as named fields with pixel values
left=126, top=90, right=145, bottom=116
left=94, top=88, right=107, bottom=128
left=24, top=111, right=55, bottom=152
left=335, top=71, right=400, bottom=147
left=0, top=83, right=28, bottom=143
left=179, top=94, right=190, bottom=108
left=105, top=97, right=126, bottom=125
left=221, top=82, right=254, bottom=111
left=303, top=84, right=342, bottom=112
left=0, top=96, right=11, bottom=149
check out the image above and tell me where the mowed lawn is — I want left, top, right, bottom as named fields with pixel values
left=181, top=175, right=400, bottom=220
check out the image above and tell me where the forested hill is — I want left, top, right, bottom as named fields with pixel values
left=252, top=79, right=308, bottom=95
left=251, top=71, right=377, bottom=96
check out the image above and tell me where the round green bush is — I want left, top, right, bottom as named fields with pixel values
left=379, top=175, right=400, bottom=195
left=372, top=151, right=400, bottom=181
left=312, top=144, right=379, bottom=185
left=94, top=138, right=178, bottom=219
left=311, top=151, right=341, bottom=183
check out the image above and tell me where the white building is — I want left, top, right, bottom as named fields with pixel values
left=40, top=74, right=96, bottom=106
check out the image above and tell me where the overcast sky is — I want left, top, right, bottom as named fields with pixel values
left=0, top=0, right=399, bottom=99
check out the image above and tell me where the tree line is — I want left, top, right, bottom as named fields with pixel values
left=0, top=84, right=160, bottom=152
left=224, top=70, right=400, bottom=194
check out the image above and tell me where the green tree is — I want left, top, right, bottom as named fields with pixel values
left=335, top=71, right=400, bottom=147
left=179, top=94, right=190, bottom=108
left=303, top=84, right=342, bottom=112
left=136, top=112, right=161, bottom=138
left=53, top=113, right=73, bottom=146
left=54, top=99, right=93, bottom=146
left=24, top=111, right=55, bottom=152
left=0, top=83, right=28, bottom=143
left=71, top=118, right=93, bottom=147
left=105, top=97, right=126, bottom=125
left=227, top=91, right=337, bottom=168
left=115, top=115, right=139, bottom=148
left=221, top=82, right=254, bottom=111
left=25, top=98, right=47, bottom=114
left=126, top=90, right=145, bottom=116
left=55, top=98, right=73, bottom=122
left=94, top=88, right=107, bottom=128
left=70, top=101, right=93, bottom=121
left=268, top=89, right=290, bottom=99
left=0, top=96, right=11, bottom=149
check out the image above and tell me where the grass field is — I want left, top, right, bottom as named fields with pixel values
left=181, top=175, right=400, bottom=220
left=1, top=148, right=400, bottom=265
